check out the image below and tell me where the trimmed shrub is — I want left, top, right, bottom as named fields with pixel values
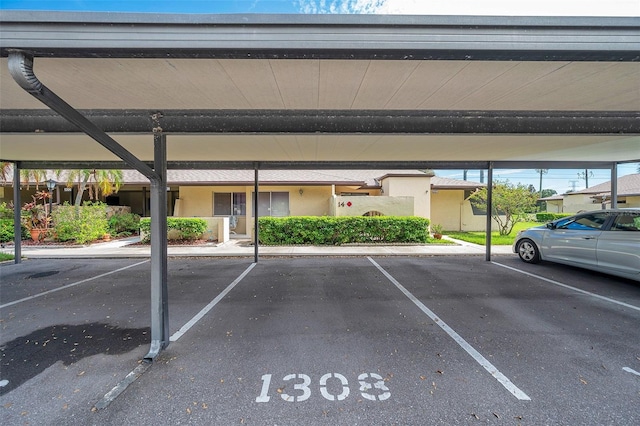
left=0, top=219, right=14, bottom=242
left=0, top=203, right=29, bottom=241
left=108, top=212, right=141, bottom=237
left=52, top=202, right=109, bottom=244
left=139, top=217, right=208, bottom=243
left=258, top=216, right=430, bottom=245
left=536, top=212, right=573, bottom=222
left=0, top=202, right=13, bottom=219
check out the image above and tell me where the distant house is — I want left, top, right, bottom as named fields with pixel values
left=1, top=169, right=487, bottom=234
left=540, top=173, right=640, bottom=213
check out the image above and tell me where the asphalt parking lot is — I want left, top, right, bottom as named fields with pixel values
left=1, top=255, right=639, bottom=425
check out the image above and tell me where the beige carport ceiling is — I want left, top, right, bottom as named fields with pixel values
left=2, top=58, right=639, bottom=111
left=1, top=11, right=639, bottom=166
left=0, top=134, right=637, bottom=163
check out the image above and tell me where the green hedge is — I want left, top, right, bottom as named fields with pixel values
left=258, top=216, right=430, bottom=245
left=139, top=217, right=207, bottom=243
left=536, top=212, right=573, bottom=222
left=108, top=212, right=141, bottom=237
left=52, top=202, right=109, bottom=244
left=0, top=219, right=15, bottom=242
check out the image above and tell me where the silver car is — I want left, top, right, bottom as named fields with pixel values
left=513, top=209, right=640, bottom=282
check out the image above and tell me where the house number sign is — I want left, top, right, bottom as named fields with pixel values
left=256, top=373, right=391, bottom=403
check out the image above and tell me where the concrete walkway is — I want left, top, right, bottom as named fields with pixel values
left=3, top=236, right=514, bottom=258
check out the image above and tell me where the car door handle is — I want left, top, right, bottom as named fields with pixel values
left=582, top=236, right=596, bottom=240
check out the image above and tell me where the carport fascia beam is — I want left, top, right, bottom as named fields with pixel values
left=6, top=51, right=159, bottom=183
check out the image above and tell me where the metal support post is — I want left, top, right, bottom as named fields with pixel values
left=254, top=166, right=259, bottom=263
left=13, top=162, right=21, bottom=264
left=485, top=162, right=493, bottom=261
left=145, top=133, right=169, bottom=361
left=610, top=163, right=618, bottom=208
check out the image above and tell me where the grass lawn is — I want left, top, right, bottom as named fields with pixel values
left=0, top=252, right=15, bottom=262
left=445, top=221, right=541, bottom=245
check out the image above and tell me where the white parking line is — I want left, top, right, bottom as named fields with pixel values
left=170, top=263, right=256, bottom=342
left=492, top=262, right=640, bottom=313
left=368, top=257, right=531, bottom=401
left=0, top=260, right=150, bottom=310
left=94, top=362, right=151, bottom=410
left=623, top=367, right=640, bottom=377
left=95, top=262, right=256, bottom=410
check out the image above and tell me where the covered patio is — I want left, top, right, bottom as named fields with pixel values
left=1, top=11, right=638, bottom=359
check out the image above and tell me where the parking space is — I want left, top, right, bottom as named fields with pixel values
left=1, top=256, right=639, bottom=425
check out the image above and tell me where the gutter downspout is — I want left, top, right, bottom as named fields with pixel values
left=8, top=51, right=168, bottom=361
left=7, top=52, right=158, bottom=181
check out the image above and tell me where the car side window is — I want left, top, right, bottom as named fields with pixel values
left=611, top=213, right=640, bottom=232
left=558, top=213, right=609, bottom=231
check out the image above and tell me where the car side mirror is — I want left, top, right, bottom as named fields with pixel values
left=546, top=223, right=556, bottom=230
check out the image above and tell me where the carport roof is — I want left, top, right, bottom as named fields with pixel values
left=0, top=11, right=639, bottom=169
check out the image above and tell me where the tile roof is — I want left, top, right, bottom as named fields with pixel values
left=575, top=173, right=640, bottom=196
left=120, top=169, right=432, bottom=187
left=431, top=176, right=485, bottom=189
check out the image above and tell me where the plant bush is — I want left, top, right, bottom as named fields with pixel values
left=0, top=202, right=13, bottom=219
left=139, top=217, right=208, bottom=243
left=258, top=216, right=430, bottom=245
left=0, top=219, right=14, bottom=242
left=536, top=212, right=573, bottom=222
left=52, top=202, right=109, bottom=244
left=0, top=203, right=29, bottom=241
left=108, top=212, right=141, bottom=237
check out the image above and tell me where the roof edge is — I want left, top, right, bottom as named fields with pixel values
left=1, top=11, right=639, bottom=27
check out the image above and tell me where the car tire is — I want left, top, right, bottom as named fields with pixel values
left=516, top=238, right=541, bottom=264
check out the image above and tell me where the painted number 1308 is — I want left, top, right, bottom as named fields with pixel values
left=256, top=373, right=391, bottom=403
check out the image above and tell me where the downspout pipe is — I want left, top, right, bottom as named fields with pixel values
left=7, top=51, right=159, bottom=183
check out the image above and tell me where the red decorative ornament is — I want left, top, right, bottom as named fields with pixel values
left=347, top=201, right=352, bottom=207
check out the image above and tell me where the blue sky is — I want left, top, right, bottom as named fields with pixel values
left=436, top=164, right=640, bottom=194
left=2, top=1, right=639, bottom=16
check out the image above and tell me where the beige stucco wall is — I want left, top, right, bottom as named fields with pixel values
left=563, top=193, right=602, bottom=213
left=620, top=195, right=640, bottom=208
left=430, top=190, right=463, bottom=231
left=544, top=200, right=563, bottom=213
left=332, top=195, right=414, bottom=216
left=288, top=186, right=333, bottom=216
left=381, top=176, right=431, bottom=218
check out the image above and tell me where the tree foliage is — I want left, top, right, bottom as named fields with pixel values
left=470, top=180, right=538, bottom=236
left=58, top=169, right=123, bottom=206
left=52, top=202, right=108, bottom=244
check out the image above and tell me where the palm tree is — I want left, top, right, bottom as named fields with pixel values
left=0, top=162, right=10, bottom=183
left=20, top=169, right=48, bottom=189
left=0, top=163, right=49, bottom=189
left=59, top=169, right=123, bottom=206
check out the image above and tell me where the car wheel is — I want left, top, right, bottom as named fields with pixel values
left=516, top=238, right=541, bottom=264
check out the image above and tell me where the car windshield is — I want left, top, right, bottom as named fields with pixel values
left=556, top=212, right=610, bottom=231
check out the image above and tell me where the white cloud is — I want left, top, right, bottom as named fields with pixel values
left=295, top=0, right=640, bottom=16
